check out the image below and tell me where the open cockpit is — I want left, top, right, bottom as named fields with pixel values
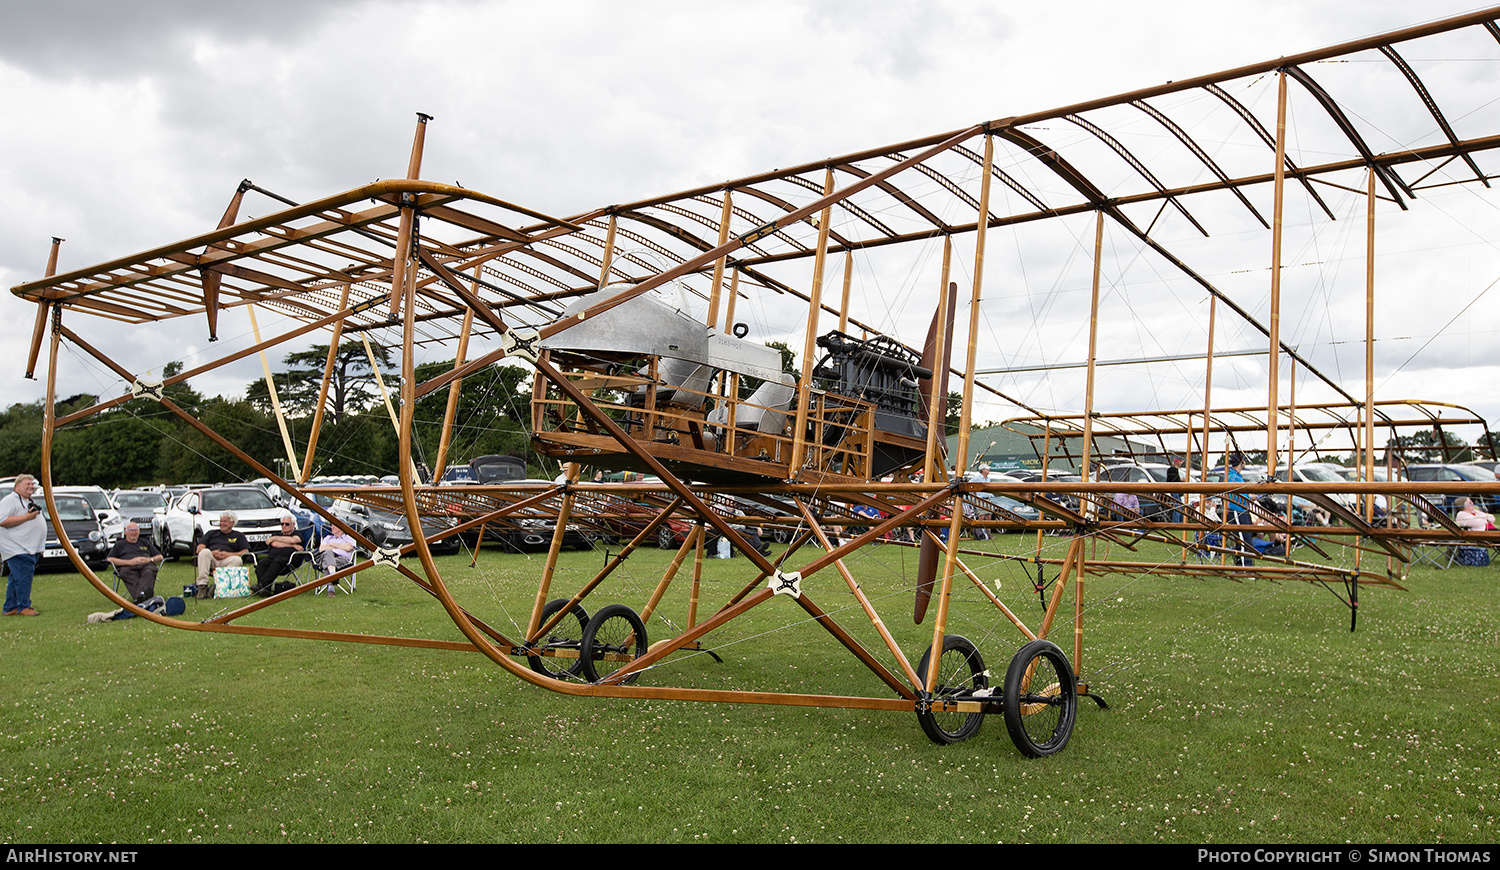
left=531, top=283, right=934, bottom=483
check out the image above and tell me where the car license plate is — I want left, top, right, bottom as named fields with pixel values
left=247, top=533, right=271, bottom=543
left=43, top=548, right=66, bottom=558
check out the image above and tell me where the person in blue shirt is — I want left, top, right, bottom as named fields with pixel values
left=1224, top=452, right=1253, bottom=565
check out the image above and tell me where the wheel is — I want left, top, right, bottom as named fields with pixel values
left=913, top=634, right=987, bottom=745
left=1002, top=639, right=1078, bottom=758
left=580, top=604, right=648, bottom=684
left=527, top=599, right=589, bottom=680
left=656, top=524, right=675, bottom=550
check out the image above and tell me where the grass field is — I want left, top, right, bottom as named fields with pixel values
left=1, top=533, right=1496, bottom=843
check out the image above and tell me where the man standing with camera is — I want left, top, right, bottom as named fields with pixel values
left=0, top=474, right=47, bottom=616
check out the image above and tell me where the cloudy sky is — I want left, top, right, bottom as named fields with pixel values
left=3, top=0, right=1498, bottom=449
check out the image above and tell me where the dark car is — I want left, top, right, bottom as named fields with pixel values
left=655, top=494, right=792, bottom=549
left=468, top=454, right=527, bottom=484
left=39, top=494, right=110, bottom=571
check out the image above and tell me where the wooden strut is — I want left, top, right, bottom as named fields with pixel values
left=1267, top=70, right=1288, bottom=474
left=794, top=497, right=922, bottom=688
left=47, top=309, right=583, bottom=645
left=927, top=133, right=996, bottom=693
left=300, top=283, right=351, bottom=484
left=533, top=124, right=986, bottom=345
left=55, top=297, right=376, bottom=428
left=24, top=237, right=62, bottom=379
left=529, top=462, right=581, bottom=638
left=247, top=303, right=302, bottom=477
left=530, top=496, right=686, bottom=643
left=597, top=485, right=959, bottom=691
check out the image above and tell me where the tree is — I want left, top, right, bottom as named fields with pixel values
left=52, top=411, right=161, bottom=487
left=156, top=398, right=283, bottom=483
left=410, top=360, right=533, bottom=466
left=160, top=360, right=202, bottom=414
left=945, top=391, right=963, bottom=437
left=0, top=401, right=45, bottom=476
left=246, top=340, right=397, bottom=427
left=1391, top=428, right=1472, bottom=463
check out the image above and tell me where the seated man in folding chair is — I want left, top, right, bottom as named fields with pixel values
left=107, top=522, right=163, bottom=603
left=252, top=512, right=312, bottom=597
left=314, top=525, right=357, bottom=595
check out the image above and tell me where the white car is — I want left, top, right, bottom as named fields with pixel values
left=55, top=485, right=126, bottom=544
left=1274, top=465, right=1358, bottom=511
left=156, top=485, right=286, bottom=555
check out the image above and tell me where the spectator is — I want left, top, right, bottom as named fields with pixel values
left=0, top=474, right=45, bottom=616
left=195, top=512, right=250, bottom=599
left=253, top=512, right=309, bottom=596
left=107, top=522, right=163, bottom=603
left=1224, top=452, right=1253, bottom=565
left=1456, top=497, right=1497, bottom=531
left=314, top=525, right=357, bottom=595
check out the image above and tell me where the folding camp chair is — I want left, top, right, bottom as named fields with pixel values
left=247, top=523, right=318, bottom=594
left=1193, top=531, right=1224, bottom=563
left=313, top=537, right=358, bottom=596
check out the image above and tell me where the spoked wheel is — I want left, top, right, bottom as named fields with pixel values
left=913, top=634, right=988, bottom=745
left=657, top=525, right=675, bottom=550
left=527, top=599, right=590, bottom=680
left=580, top=604, right=649, bottom=684
left=1002, top=639, right=1078, bottom=758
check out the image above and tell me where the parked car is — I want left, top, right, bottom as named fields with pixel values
left=284, top=484, right=353, bottom=538
left=468, top=454, right=527, bottom=484
left=331, top=498, right=462, bottom=555
left=156, top=484, right=286, bottom=555
left=968, top=491, right=1042, bottom=530
left=38, top=493, right=109, bottom=571
left=1273, top=465, right=1358, bottom=511
left=1096, top=463, right=1171, bottom=520
left=654, top=494, right=793, bottom=549
left=440, top=465, right=478, bottom=485
left=55, top=485, right=126, bottom=544
left=1404, top=463, right=1500, bottom=514
left=110, top=489, right=168, bottom=541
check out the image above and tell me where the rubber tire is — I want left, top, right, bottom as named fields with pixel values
left=580, top=604, right=648, bottom=684
left=1002, top=639, right=1078, bottom=758
left=657, top=525, right=675, bottom=550
left=527, top=599, right=589, bottom=680
left=914, top=634, right=988, bottom=745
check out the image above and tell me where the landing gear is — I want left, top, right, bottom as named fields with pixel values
left=580, top=604, right=649, bottom=684
left=1002, top=639, right=1078, bottom=758
left=527, top=599, right=589, bottom=680
left=913, top=635, right=988, bottom=745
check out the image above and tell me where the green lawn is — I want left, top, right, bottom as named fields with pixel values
left=1, top=533, right=1495, bottom=843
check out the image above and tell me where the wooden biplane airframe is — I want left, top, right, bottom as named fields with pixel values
left=15, top=8, right=1500, bottom=756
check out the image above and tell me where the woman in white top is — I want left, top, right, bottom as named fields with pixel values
left=1455, top=497, right=1496, bottom=531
